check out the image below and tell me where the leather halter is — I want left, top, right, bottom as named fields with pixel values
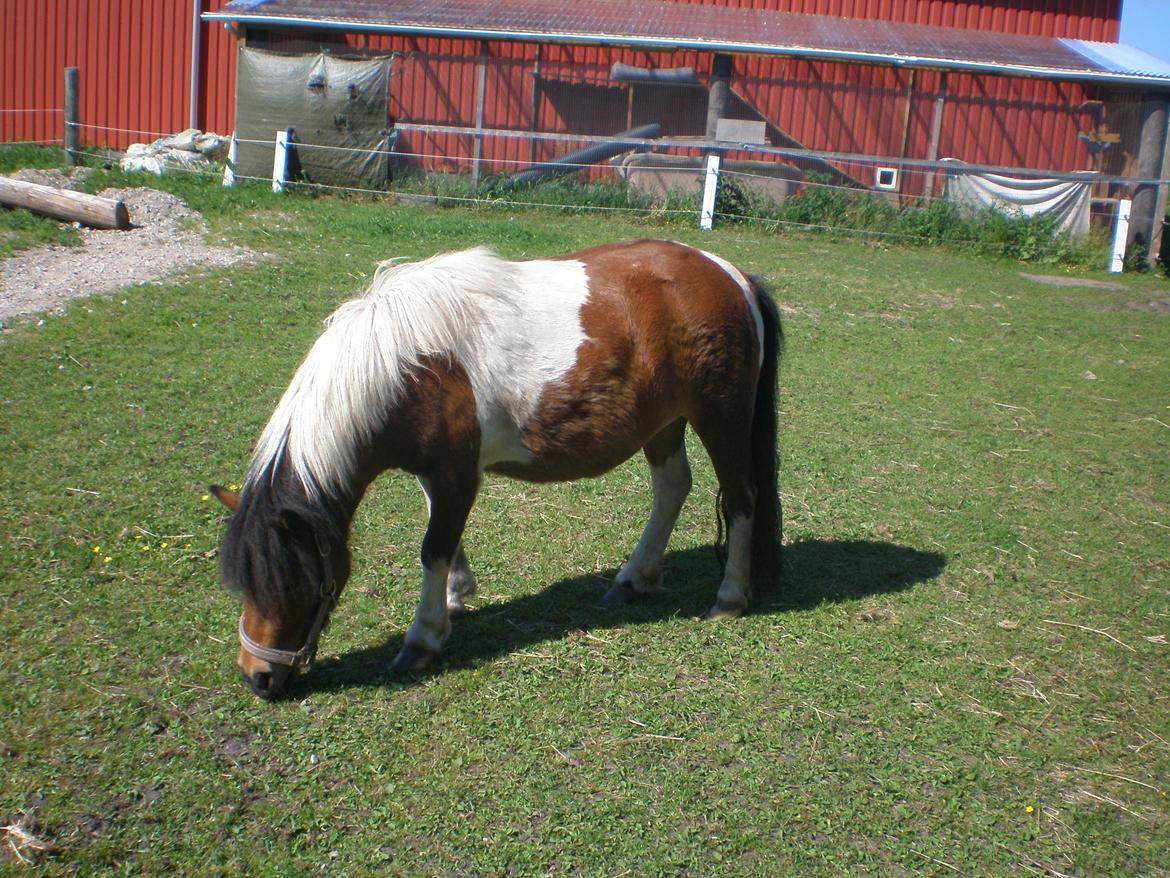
left=238, top=534, right=337, bottom=671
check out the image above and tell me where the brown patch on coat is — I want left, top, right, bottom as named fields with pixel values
left=490, top=240, right=760, bottom=487
left=360, top=356, right=482, bottom=482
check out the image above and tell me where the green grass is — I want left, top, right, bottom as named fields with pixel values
left=1, top=173, right=1168, bottom=876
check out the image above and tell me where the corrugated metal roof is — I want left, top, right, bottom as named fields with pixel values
left=205, top=0, right=1170, bottom=88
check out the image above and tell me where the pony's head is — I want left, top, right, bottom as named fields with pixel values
left=211, top=482, right=351, bottom=700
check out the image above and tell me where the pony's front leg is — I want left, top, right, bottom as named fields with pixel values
left=415, top=477, right=477, bottom=617
left=605, top=420, right=691, bottom=604
left=395, top=473, right=478, bottom=671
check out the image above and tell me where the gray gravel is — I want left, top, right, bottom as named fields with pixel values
left=1, top=175, right=254, bottom=325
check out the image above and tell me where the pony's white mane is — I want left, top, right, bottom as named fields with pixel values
left=246, top=247, right=518, bottom=498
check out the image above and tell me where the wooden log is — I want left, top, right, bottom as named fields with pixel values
left=0, top=177, right=130, bottom=230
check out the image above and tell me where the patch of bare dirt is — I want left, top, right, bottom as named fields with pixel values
left=1019, top=272, right=1125, bottom=290
left=1, top=175, right=254, bottom=326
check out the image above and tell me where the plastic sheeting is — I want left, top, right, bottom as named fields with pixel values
left=943, top=162, right=1093, bottom=237
left=235, top=48, right=394, bottom=188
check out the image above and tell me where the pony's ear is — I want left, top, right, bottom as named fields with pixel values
left=210, top=484, right=241, bottom=511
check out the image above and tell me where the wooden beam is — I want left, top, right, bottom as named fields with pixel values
left=1150, top=113, right=1170, bottom=265
left=472, top=40, right=488, bottom=187
left=1129, top=93, right=1169, bottom=260
left=923, top=72, right=948, bottom=200
left=705, top=53, right=732, bottom=141
left=0, top=177, right=130, bottom=230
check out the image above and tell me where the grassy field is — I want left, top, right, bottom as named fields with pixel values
left=1, top=167, right=1168, bottom=876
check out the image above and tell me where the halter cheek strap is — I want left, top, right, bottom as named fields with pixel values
left=238, top=535, right=337, bottom=671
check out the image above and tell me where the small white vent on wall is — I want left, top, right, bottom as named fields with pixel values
left=875, top=167, right=899, bottom=190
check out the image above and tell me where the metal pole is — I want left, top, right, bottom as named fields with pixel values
left=189, top=0, right=203, bottom=131
left=64, top=67, right=79, bottom=166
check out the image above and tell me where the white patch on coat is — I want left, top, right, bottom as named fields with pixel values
left=246, top=248, right=590, bottom=498
left=697, top=248, right=764, bottom=367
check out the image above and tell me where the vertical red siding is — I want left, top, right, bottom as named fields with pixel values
left=1, top=0, right=237, bottom=147
left=0, top=0, right=1123, bottom=179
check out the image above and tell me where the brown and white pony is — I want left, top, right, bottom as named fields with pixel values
left=212, top=239, right=782, bottom=699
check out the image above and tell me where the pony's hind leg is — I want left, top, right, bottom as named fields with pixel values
left=446, top=541, right=477, bottom=617
left=707, top=490, right=755, bottom=619
left=603, top=419, right=691, bottom=605
left=690, top=415, right=756, bottom=620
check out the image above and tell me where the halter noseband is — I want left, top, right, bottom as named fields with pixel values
left=238, top=533, right=338, bottom=671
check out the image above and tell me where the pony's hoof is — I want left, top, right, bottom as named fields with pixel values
left=703, top=600, right=746, bottom=620
left=392, top=645, right=436, bottom=672
left=601, top=582, right=639, bottom=605
left=447, top=598, right=468, bottom=619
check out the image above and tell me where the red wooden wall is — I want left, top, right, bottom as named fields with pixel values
left=2, top=0, right=1125, bottom=183
left=1, top=0, right=237, bottom=148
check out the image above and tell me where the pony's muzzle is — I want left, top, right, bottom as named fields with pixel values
left=238, top=651, right=292, bottom=700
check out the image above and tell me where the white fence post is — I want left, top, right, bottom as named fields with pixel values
left=222, top=132, right=238, bottom=188
left=1109, top=198, right=1131, bottom=274
left=700, top=153, right=721, bottom=231
left=272, top=129, right=291, bottom=194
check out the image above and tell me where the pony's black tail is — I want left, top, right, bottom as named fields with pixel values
left=749, top=279, right=783, bottom=597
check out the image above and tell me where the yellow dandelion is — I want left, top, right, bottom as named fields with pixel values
left=142, top=545, right=151, bottom=552
left=92, top=545, right=101, bottom=553
left=103, top=556, right=111, bottom=564
left=185, top=543, right=192, bottom=549
left=201, top=494, right=210, bottom=502
left=228, top=484, right=239, bottom=491
left=1024, top=805, right=1034, bottom=814
left=160, top=542, right=169, bottom=549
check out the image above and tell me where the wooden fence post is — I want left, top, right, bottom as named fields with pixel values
left=700, top=154, right=721, bottom=231
left=1109, top=199, right=1131, bottom=273
left=64, top=67, right=80, bottom=166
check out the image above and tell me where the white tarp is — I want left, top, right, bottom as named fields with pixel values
left=943, top=163, right=1093, bottom=238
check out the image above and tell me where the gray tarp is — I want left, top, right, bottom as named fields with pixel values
left=943, top=162, right=1093, bottom=238
left=235, top=48, right=394, bottom=188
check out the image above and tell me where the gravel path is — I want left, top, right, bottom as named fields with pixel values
left=1, top=171, right=255, bottom=325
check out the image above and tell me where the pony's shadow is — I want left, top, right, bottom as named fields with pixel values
left=297, top=539, right=947, bottom=697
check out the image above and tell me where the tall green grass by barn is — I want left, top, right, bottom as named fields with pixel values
left=1, top=166, right=1168, bottom=876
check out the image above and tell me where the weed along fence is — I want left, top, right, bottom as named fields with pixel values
left=239, top=110, right=1165, bottom=271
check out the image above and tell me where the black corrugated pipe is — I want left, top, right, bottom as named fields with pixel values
left=610, top=62, right=698, bottom=84
left=500, top=123, right=662, bottom=189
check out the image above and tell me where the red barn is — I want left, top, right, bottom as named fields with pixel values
left=3, top=1, right=1169, bottom=244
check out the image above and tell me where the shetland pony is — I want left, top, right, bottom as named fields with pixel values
left=212, top=239, right=782, bottom=699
